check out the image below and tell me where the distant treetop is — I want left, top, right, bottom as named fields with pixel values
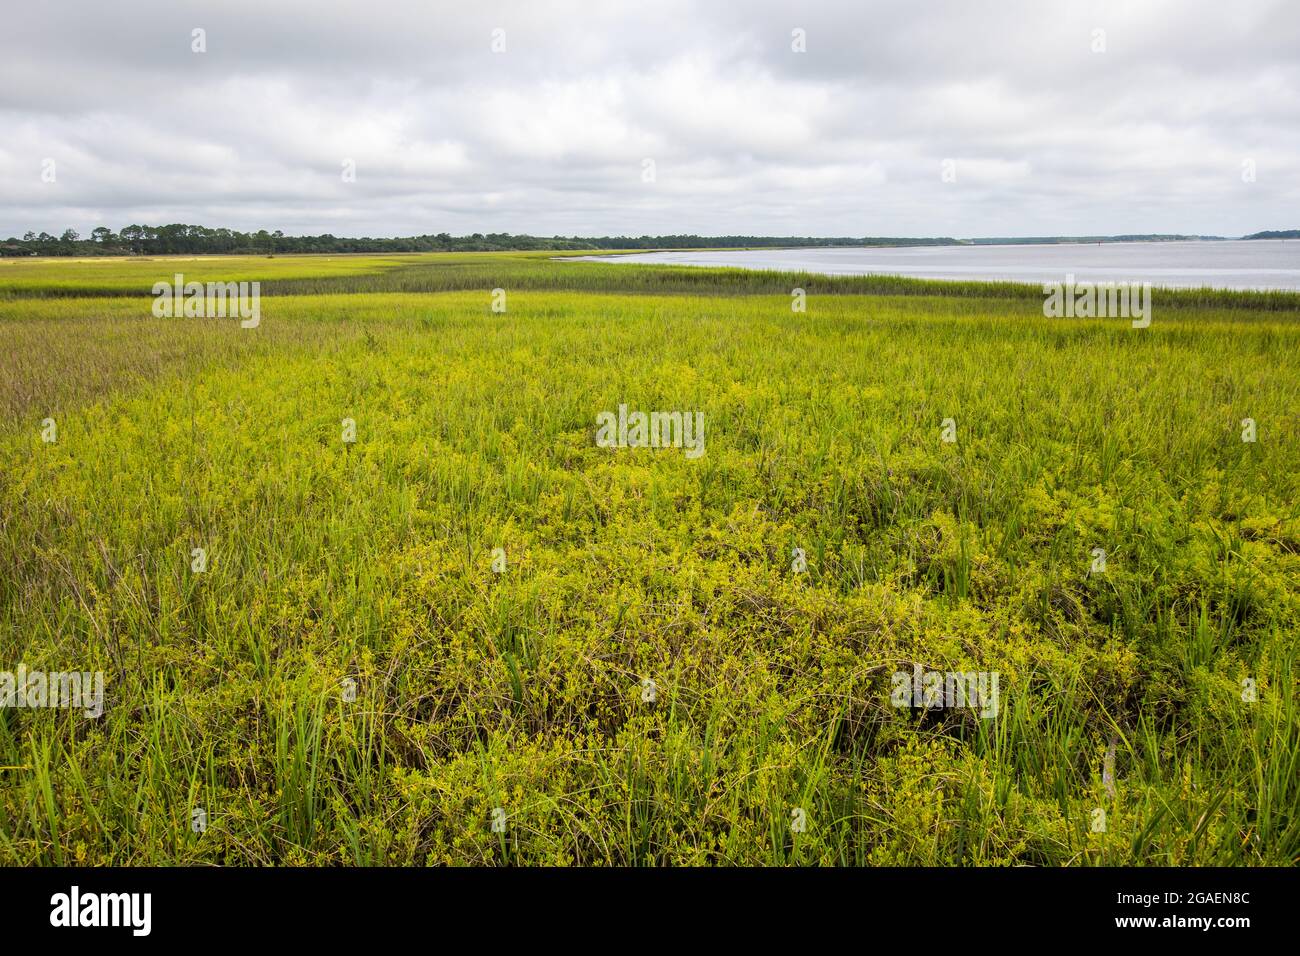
left=0, top=225, right=961, bottom=257
left=2, top=224, right=1285, bottom=256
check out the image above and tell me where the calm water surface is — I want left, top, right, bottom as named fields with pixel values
left=570, top=240, right=1300, bottom=290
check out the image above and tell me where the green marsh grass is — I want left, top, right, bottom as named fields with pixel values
left=0, top=254, right=1296, bottom=865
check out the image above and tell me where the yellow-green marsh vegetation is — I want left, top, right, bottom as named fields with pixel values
left=0, top=253, right=1297, bottom=865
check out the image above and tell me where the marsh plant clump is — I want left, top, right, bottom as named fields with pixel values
left=0, top=251, right=1296, bottom=865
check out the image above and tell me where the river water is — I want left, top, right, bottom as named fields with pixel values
left=569, top=239, right=1300, bottom=290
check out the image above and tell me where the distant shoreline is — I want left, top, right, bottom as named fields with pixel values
left=3, top=228, right=1295, bottom=258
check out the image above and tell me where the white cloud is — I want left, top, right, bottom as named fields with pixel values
left=0, top=0, right=1296, bottom=237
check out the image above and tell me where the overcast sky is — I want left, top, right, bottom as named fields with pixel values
left=1, top=0, right=1296, bottom=239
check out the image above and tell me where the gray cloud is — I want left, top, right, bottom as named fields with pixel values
left=1, top=0, right=1297, bottom=238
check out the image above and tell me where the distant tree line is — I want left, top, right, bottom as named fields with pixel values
left=0, top=224, right=962, bottom=257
